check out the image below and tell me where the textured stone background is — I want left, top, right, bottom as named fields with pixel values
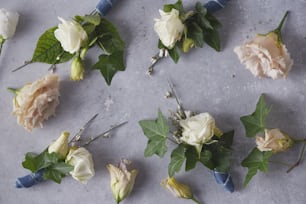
left=1, top=0, right=306, bottom=204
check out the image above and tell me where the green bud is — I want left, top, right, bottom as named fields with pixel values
left=182, top=38, right=194, bottom=53
left=70, top=57, right=85, bottom=81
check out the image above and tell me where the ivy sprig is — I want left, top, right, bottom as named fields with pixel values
left=139, top=110, right=234, bottom=177
left=14, top=12, right=125, bottom=86
left=22, top=149, right=73, bottom=184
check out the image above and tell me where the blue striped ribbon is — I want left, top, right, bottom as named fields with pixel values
left=96, top=0, right=119, bottom=16
left=213, top=170, right=234, bottom=193
left=204, top=0, right=230, bottom=13
left=16, top=170, right=44, bottom=188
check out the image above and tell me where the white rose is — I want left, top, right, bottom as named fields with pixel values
left=65, top=147, right=95, bottom=184
left=12, top=74, right=60, bottom=131
left=234, top=32, right=293, bottom=79
left=154, top=9, right=185, bottom=49
left=106, top=159, right=138, bottom=204
left=48, top=132, right=70, bottom=159
left=54, top=17, right=88, bottom=54
left=256, top=129, right=293, bottom=153
left=179, top=112, right=215, bottom=154
left=0, top=8, right=19, bottom=39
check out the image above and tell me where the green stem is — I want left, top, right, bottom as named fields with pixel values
left=12, top=60, right=33, bottom=72
left=272, top=11, right=289, bottom=42
left=269, top=160, right=291, bottom=167
left=287, top=142, right=306, bottom=173
left=191, top=197, right=201, bottom=204
left=0, top=39, right=4, bottom=57
left=7, top=87, right=19, bottom=95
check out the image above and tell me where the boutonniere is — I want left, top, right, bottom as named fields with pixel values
left=139, top=81, right=234, bottom=203
left=240, top=94, right=305, bottom=187
left=234, top=11, right=293, bottom=79
left=147, top=0, right=230, bottom=75
left=16, top=114, right=127, bottom=188
left=0, top=8, right=19, bottom=57
left=13, top=0, right=125, bottom=85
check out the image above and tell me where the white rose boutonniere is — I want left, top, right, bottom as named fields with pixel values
left=10, top=74, right=60, bottom=131
left=234, top=11, right=293, bottom=79
left=139, top=81, right=235, bottom=202
left=147, top=0, right=222, bottom=75
left=241, top=94, right=306, bottom=188
left=66, top=147, right=95, bottom=184
left=13, top=6, right=125, bottom=85
left=0, top=8, right=19, bottom=57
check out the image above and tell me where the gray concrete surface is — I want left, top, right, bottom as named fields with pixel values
left=1, top=0, right=306, bottom=203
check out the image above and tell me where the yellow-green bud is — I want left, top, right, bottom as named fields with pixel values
left=48, top=131, right=70, bottom=159
left=161, top=177, right=193, bottom=199
left=70, top=57, right=85, bottom=81
left=182, top=38, right=194, bottom=53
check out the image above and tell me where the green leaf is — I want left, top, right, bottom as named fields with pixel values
left=203, top=29, right=221, bottom=51
left=83, top=14, right=101, bottom=26
left=31, top=27, right=74, bottom=64
left=168, top=145, right=186, bottom=177
left=241, top=148, right=273, bottom=187
left=240, top=94, right=271, bottom=137
left=139, top=110, right=169, bottom=157
left=168, top=45, right=180, bottom=63
left=199, top=150, right=214, bottom=169
left=92, top=50, right=125, bottom=85
left=43, top=168, right=64, bottom=184
left=212, top=146, right=232, bottom=172
left=218, top=130, right=234, bottom=148
left=205, top=12, right=221, bottom=28
left=185, top=146, right=198, bottom=171
left=163, top=0, right=184, bottom=14
left=51, top=162, right=74, bottom=174
left=187, top=22, right=204, bottom=48
left=22, top=152, right=39, bottom=172
left=95, top=17, right=125, bottom=53
left=22, top=151, right=59, bottom=173
left=158, top=40, right=166, bottom=49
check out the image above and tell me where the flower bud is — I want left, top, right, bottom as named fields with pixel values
left=70, top=57, right=85, bottom=81
left=65, top=147, right=95, bottom=184
left=182, top=38, right=194, bottom=53
left=106, top=159, right=138, bottom=204
left=161, top=177, right=193, bottom=199
left=48, top=132, right=70, bottom=159
left=256, top=128, right=293, bottom=153
left=0, top=8, right=19, bottom=39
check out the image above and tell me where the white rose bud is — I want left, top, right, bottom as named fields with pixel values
left=256, top=128, right=293, bottom=153
left=106, top=159, right=138, bottom=204
left=234, top=33, right=293, bottom=79
left=179, top=112, right=216, bottom=155
left=48, top=132, right=70, bottom=159
left=54, top=17, right=88, bottom=54
left=12, top=74, right=60, bottom=131
left=0, top=8, right=19, bottom=39
left=65, top=147, right=95, bottom=184
left=154, top=9, right=185, bottom=49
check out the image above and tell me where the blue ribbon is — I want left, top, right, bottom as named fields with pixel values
left=96, top=0, right=119, bottom=16
left=16, top=170, right=44, bottom=188
left=213, top=170, right=234, bottom=193
left=204, top=0, right=230, bottom=13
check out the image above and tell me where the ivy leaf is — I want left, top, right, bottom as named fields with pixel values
left=185, top=146, right=198, bottom=171
left=92, top=50, right=125, bottom=85
left=31, top=27, right=74, bottom=64
left=96, top=17, right=125, bottom=54
left=51, top=162, right=74, bottom=174
left=241, top=148, right=273, bottom=187
left=187, top=22, right=204, bottom=48
left=218, top=130, right=234, bottom=148
left=82, top=14, right=101, bottom=26
left=168, top=45, right=180, bottom=63
left=139, top=110, right=169, bottom=157
left=205, top=12, right=221, bottom=29
left=203, top=29, right=221, bottom=51
left=22, top=150, right=59, bottom=173
left=168, top=145, right=186, bottom=177
left=240, top=94, right=271, bottom=137
left=163, top=0, right=184, bottom=14
left=199, top=149, right=214, bottom=169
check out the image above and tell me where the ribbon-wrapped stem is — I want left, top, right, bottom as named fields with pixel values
left=204, top=0, right=231, bottom=13
left=96, top=0, right=120, bottom=16
left=16, top=170, right=44, bottom=188
left=213, top=170, right=234, bottom=193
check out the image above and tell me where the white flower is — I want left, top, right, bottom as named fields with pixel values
left=65, top=147, right=95, bottom=184
left=234, top=32, right=293, bottom=79
left=161, top=177, right=193, bottom=200
left=256, top=129, right=293, bottom=153
left=54, top=17, right=88, bottom=54
left=154, top=9, right=185, bottom=49
left=0, top=8, right=19, bottom=39
left=12, top=74, right=60, bottom=131
left=179, top=113, right=215, bottom=155
left=48, top=132, right=70, bottom=159
left=106, top=159, right=138, bottom=204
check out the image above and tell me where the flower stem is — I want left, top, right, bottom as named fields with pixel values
left=12, top=60, right=32, bottom=72
left=191, top=197, right=201, bottom=204
left=0, top=39, right=5, bottom=57
left=7, top=87, right=19, bottom=95
left=287, top=141, right=306, bottom=173
left=272, top=11, right=289, bottom=42
left=269, top=160, right=291, bottom=167
left=83, top=121, right=128, bottom=147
